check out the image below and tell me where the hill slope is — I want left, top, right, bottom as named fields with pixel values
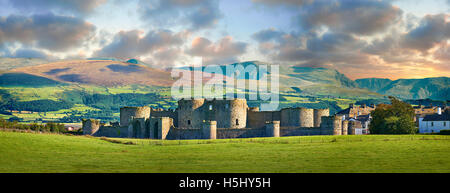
left=9, top=60, right=174, bottom=87
left=177, top=61, right=381, bottom=98
left=355, top=78, right=393, bottom=91
left=3, top=59, right=449, bottom=100
left=356, top=77, right=450, bottom=100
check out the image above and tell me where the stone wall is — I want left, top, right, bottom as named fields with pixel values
left=166, top=128, right=202, bottom=140
left=247, top=111, right=280, bottom=129
left=93, top=126, right=129, bottom=138
left=216, top=128, right=266, bottom=139
left=120, top=106, right=150, bottom=127
left=280, top=127, right=327, bottom=136
left=82, top=119, right=100, bottom=135
left=128, top=118, right=147, bottom=138
left=151, top=109, right=178, bottom=127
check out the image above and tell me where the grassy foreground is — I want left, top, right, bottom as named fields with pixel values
left=0, top=131, right=449, bottom=173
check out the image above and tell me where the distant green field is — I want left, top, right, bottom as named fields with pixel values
left=0, top=131, right=449, bottom=173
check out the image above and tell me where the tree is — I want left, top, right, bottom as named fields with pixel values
left=370, top=96, right=417, bottom=134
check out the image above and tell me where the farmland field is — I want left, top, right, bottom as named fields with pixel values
left=0, top=131, right=449, bottom=173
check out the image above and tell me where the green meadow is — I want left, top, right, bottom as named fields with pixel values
left=0, top=131, right=449, bottom=173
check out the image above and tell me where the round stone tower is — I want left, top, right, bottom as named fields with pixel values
left=333, top=115, right=343, bottom=135
left=299, top=108, right=314, bottom=127
left=342, top=120, right=349, bottom=135
left=211, top=98, right=247, bottom=129
left=177, top=98, right=206, bottom=129
left=313, top=109, right=330, bottom=127
left=265, top=121, right=280, bottom=137
left=228, top=98, right=247, bottom=129
left=320, top=115, right=343, bottom=135
left=120, top=106, right=151, bottom=127
left=202, top=120, right=217, bottom=139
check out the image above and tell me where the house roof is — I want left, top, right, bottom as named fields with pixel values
left=356, top=114, right=370, bottom=122
left=422, top=113, right=450, bottom=121
left=337, top=108, right=350, bottom=115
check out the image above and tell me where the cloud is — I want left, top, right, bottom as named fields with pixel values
left=3, top=0, right=107, bottom=16
left=252, top=28, right=285, bottom=42
left=434, top=42, right=450, bottom=62
left=298, top=0, right=402, bottom=35
left=147, top=48, right=184, bottom=67
left=138, top=0, right=222, bottom=30
left=252, top=28, right=382, bottom=77
left=94, top=29, right=188, bottom=60
left=401, top=14, right=450, bottom=53
left=187, top=36, right=248, bottom=65
left=2, top=48, right=50, bottom=59
left=364, top=14, right=450, bottom=62
left=0, top=13, right=96, bottom=52
left=252, top=0, right=313, bottom=7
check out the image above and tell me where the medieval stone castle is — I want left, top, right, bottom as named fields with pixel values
left=83, top=98, right=362, bottom=139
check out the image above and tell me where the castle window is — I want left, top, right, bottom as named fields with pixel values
left=187, top=120, right=191, bottom=125
left=209, top=105, right=213, bottom=111
left=431, top=122, right=434, bottom=127
left=444, top=122, right=446, bottom=127
left=236, top=119, right=239, bottom=125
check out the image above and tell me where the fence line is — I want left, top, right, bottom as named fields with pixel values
left=112, top=135, right=450, bottom=147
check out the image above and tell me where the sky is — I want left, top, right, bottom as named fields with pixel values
left=0, top=0, right=449, bottom=80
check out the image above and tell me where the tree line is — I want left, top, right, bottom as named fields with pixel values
left=0, top=118, right=71, bottom=133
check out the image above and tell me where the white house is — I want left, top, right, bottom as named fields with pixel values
left=418, top=108, right=450, bottom=133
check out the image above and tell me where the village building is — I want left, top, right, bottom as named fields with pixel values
left=418, top=108, right=450, bottom=133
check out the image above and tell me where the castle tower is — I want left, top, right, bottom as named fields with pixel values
left=82, top=119, right=100, bottom=135
left=280, top=107, right=314, bottom=127
left=299, top=108, right=314, bottom=127
left=120, top=106, right=151, bottom=127
left=320, top=115, right=343, bottom=135
left=265, top=121, right=280, bottom=137
left=211, top=98, right=247, bottom=129
left=149, top=117, right=172, bottom=140
left=177, top=98, right=206, bottom=129
left=313, top=109, right=330, bottom=127
left=228, top=98, right=247, bottom=129
left=333, top=115, right=343, bottom=135
left=342, top=120, right=349, bottom=135
left=202, top=120, right=217, bottom=139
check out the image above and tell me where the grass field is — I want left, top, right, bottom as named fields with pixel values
left=0, top=131, right=449, bottom=173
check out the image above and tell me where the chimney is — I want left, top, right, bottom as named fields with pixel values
left=438, top=107, right=442, bottom=115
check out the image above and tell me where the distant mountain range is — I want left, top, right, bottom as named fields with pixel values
left=355, top=77, right=450, bottom=100
left=0, top=58, right=448, bottom=100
